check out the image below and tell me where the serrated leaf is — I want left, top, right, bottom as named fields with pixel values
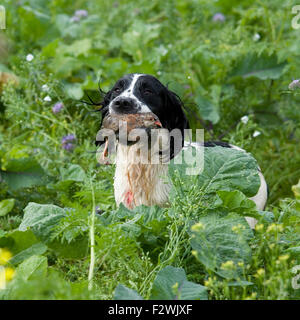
left=19, top=203, right=66, bottom=243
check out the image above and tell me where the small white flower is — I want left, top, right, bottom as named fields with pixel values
left=253, top=33, right=261, bottom=41
left=42, top=84, right=49, bottom=92
left=44, top=95, right=52, bottom=102
left=157, top=71, right=162, bottom=76
left=240, top=115, right=249, bottom=124
left=253, top=130, right=261, bottom=138
left=26, top=54, right=34, bottom=62
left=187, top=76, right=191, bottom=79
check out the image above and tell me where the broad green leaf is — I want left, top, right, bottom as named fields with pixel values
left=10, top=243, right=48, bottom=265
left=170, top=146, right=261, bottom=201
left=194, top=94, right=220, bottom=124
left=19, top=203, right=66, bottom=243
left=198, top=147, right=260, bottom=197
left=0, top=230, right=39, bottom=255
left=60, top=164, right=87, bottom=182
left=16, top=255, right=48, bottom=281
left=150, top=266, right=208, bottom=300
left=113, top=284, right=143, bottom=300
left=178, top=281, right=209, bottom=300
left=229, top=52, right=287, bottom=80
left=190, top=213, right=253, bottom=279
left=0, top=157, right=48, bottom=190
left=216, top=190, right=256, bottom=214
left=0, top=199, right=15, bottom=216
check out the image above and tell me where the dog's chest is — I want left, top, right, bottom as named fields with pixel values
left=113, top=145, right=170, bottom=208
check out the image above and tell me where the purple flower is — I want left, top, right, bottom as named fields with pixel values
left=61, top=134, right=76, bottom=144
left=212, top=13, right=226, bottom=22
left=95, top=206, right=103, bottom=215
left=288, top=79, right=300, bottom=90
left=74, top=9, right=88, bottom=18
left=70, top=9, right=88, bottom=22
left=62, top=143, right=75, bottom=151
left=52, top=102, right=64, bottom=114
left=70, top=15, right=80, bottom=23
left=61, top=134, right=76, bottom=151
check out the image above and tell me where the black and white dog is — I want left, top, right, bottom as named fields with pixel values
left=96, top=73, right=268, bottom=228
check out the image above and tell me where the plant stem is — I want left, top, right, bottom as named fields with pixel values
left=88, top=177, right=96, bottom=291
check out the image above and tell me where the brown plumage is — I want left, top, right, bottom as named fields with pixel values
left=100, top=112, right=162, bottom=160
left=101, top=112, right=162, bottom=133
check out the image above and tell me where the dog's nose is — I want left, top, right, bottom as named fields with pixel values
left=112, top=97, right=136, bottom=112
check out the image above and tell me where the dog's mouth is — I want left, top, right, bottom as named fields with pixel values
left=97, top=112, right=163, bottom=162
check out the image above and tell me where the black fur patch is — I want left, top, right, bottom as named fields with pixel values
left=203, top=141, right=232, bottom=148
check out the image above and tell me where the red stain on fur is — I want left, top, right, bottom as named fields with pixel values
left=125, top=190, right=134, bottom=208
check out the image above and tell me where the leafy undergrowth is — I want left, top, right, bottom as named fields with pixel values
left=0, top=0, right=300, bottom=300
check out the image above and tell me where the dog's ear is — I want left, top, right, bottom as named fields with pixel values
left=162, top=89, right=189, bottom=134
left=160, top=88, right=189, bottom=159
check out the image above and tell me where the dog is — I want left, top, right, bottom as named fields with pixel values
left=96, top=73, right=268, bottom=228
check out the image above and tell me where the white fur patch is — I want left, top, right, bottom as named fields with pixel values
left=109, top=74, right=152, bottom=114
left=114, top=143, right=170, bottom=208
left=247, top=171, right=268, bottom=228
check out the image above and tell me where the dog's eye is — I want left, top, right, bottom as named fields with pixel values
left=144, top=89, right=153, bottom=95
left=114, top=87, right=121, bottom=93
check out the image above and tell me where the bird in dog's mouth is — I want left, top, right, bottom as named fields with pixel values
left=98, top=112, right=162, bottom=161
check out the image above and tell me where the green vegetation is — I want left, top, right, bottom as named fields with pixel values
left=0, top=0, right=300, bottom=299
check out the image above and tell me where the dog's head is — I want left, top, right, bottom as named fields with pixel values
left=101, top=73, right=189, bottom=132
left=97, top=73, right=189, bottom=158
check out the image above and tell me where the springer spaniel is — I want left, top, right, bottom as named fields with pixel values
left=96, top=73, right=268, bottom=228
